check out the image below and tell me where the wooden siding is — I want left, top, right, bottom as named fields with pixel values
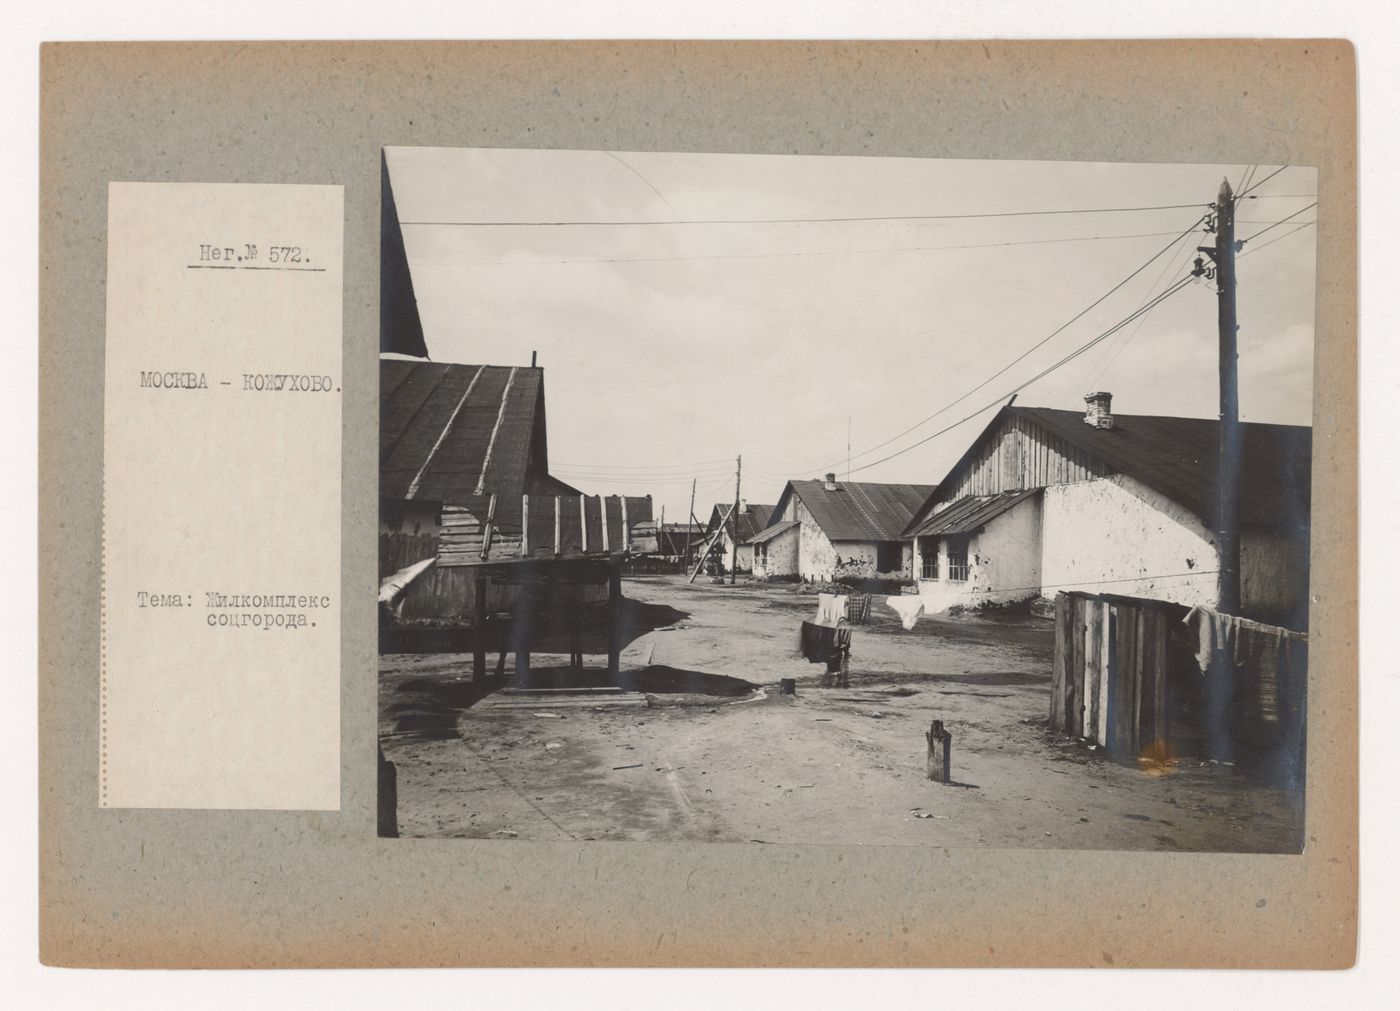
left=938, top=412, right=1113, bottom=504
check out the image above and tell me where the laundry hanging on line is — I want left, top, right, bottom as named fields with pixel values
left=883, top=595, right=926, bottom=631
left=815, top=592, right=847, bottom=627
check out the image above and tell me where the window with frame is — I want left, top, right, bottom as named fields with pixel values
left=946, top=534, right=970, bottom=582
left=919, top=537, right=939, bottom=580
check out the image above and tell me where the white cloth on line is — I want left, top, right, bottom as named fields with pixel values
left=884, top=595, right=926, bottom=631
left=816, top=593, right=847, bottom=626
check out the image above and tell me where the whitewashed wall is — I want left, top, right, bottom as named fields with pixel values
left=752, top=524, right=801, bottom=578
left=1040, top=475, right=1219, bottom=607
left=915, top=496, right=1042, bottom=612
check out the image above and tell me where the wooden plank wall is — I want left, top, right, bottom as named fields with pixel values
left=939, top=413, right=1113, bottom=504
left=379, top=531, right=438, bottom=580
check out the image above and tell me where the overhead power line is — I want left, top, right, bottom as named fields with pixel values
left=843, top=273, right=1197, bottom=477
left=1239, top=219, right=1315, bottom=258
left=805, top=210, right=1210, bottom=476
left=1235, top=165, right=1289, bottom=199
left=397, top=202, right=1208, bottom=228
left=1080, top=231, right=1202, bottom=392
left=1240, top=202, right=1318, bottom=243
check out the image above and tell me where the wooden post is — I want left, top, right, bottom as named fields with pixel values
left=514, top=570, right=532, bottom=686
left=607, top=559, right=623, bottom=679
left=600, top=496, right=610, bottom=553
left=472, top=571, right=488, bottom=681
left=926, top=720, right=952, bottom=783
left=1050, top=593, right=1068, bottom=732
left=1069, top=595, right=1085, bottom=737
left=521, top=494, right=530, bottom=556
left=377, top=747, right=399, bottom=838
left=579, top=495, right=588, bottom=553
left=730, top=454, right=742, bottom=585
left=686, top=478, right=698, bottom=567
left=554, top=495, right=562, bottom=556
left=620, top=496, right=630, bottom=555
left=1096, top=601, right=1110, bottom=746
left=479, top=492, right=498, bottom=562
left=1083, top=600, right=1100, bottom=742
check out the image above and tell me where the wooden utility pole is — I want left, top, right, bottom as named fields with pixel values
left=1192, top=178, right=1243, bottom=764
left=730, top=455, right=742, bottom=585
left=684, top=478, right=696, bottom=569
left=1213, top=178, right=1242, bottom=615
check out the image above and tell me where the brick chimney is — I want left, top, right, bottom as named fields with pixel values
left=824, top=472, right=838, bottom=491
left=1083, top=391, right=1114, bottom=430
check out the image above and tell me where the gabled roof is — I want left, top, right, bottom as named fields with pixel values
left=907, top=489, right=1040, bottom=538
left=919, top=404, right=1311, bottom=532
left=381, top=360, right=554, bottom=522
left=707, top=503, right=777, bottom=542
left=781, top=480, right=937, bottom=542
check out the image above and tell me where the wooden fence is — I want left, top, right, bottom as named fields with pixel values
left=1050, top=590, right=1307, bottom=783
left=1050, top=591, right=1190, bottom=762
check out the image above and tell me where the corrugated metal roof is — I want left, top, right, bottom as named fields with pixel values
left=381, top=360, right=547, bottom=522
left=788, top=480, right=937, bottom=542
left=906, top=489, right=1040, bottom=538
left=747, top=520, right=800, bottom=545
left=1010, top=407, right=1311, bottom=529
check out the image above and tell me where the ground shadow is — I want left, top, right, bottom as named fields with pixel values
left=629, top=664, right=759, bottom=697
left=381, top=597, right=689, bottom=655
left=385, top=674, right=509, bottom=736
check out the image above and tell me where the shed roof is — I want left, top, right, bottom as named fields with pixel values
left=747, top=519, right=801, bottom=545
left=906, top=489, right=1040, bottom=538
left=381, top=359, right=554, bottom=522
left=784, top=480, right=937, bottom=542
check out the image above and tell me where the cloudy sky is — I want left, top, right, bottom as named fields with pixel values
left=384, top=147, right=1317, bottom=525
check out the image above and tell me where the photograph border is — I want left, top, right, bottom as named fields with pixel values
left=38, top=39, right=1357, bottom=968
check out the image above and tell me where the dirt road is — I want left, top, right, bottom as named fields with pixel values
left=380, top=577, right=1303, bottom=851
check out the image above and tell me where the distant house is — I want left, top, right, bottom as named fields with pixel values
left=902, top=393, right=1311, bottom=627
left=657, top=522, right=707, bottom=563
left=701, top=502, right=775, bottom=574
left=749, top=476, right=936, bottom=582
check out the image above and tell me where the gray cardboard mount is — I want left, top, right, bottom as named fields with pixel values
left=38, top=41, right=1357, bottom=968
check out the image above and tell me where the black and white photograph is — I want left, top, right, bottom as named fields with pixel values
left=377, top=146, right=1315, bottom=852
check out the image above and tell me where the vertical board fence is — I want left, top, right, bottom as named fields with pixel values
left=1050, top=590, right=1307, bottom=787
left=1050, top=591, right=1184, bottom=762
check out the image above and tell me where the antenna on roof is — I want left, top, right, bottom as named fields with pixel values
left=847, top=415, right=851, bottom=483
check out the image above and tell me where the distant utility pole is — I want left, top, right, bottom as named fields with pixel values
left=730, top=455, right=742, bottom=585
left=1195, top=178, right=1242, bottom=614
left=685, top=478, right=696, bottom=569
